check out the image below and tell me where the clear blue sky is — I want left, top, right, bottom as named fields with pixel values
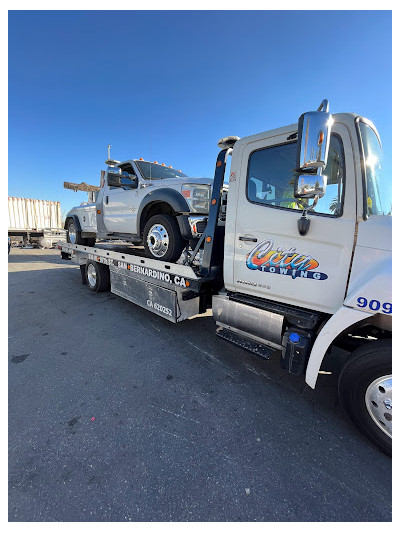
left=9, top=10, right=392, bottom=219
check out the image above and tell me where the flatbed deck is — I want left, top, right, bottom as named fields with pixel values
left=59, top=241, right=218, bottom=322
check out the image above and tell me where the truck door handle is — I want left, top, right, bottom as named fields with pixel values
left=105, top=196, right=109, bottom=204
left=239, top=236, right=257, bottom=243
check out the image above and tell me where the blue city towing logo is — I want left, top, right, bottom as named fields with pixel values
left=246, top=240, right=328, bottom=280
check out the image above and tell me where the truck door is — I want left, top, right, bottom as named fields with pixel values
left=231, top=123, right=356, bottom=314
left=103, top=167, right=141, bottom=234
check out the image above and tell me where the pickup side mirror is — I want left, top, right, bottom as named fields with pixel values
left=107, top=170, right=138, bottom=189
left=107, top=171, right=122, bottom=187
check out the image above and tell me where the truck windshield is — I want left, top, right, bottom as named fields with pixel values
left=136, top=161, right=188, bottom=179
left=358, top=121, right=391, bottom=216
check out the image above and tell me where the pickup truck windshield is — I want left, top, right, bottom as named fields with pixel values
left=358, top=121, right=391, bottom=216
left=136, top=161, right=188, bottom=179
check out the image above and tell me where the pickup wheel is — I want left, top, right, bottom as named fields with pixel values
left=338, top=339, right=392, bottom=456
left=67, top=219, right=86, bottom=245
left=85, top=261, right=110, bottom=292
left=143, top=214, right=185, bottom=262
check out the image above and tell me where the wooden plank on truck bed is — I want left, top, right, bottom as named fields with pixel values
left=63, top=181, right=100, bottom=192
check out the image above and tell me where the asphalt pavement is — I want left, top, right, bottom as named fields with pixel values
left=8, top=248, right=392, bottom=522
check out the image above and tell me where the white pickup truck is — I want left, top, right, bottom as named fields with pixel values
left=65, top=159, right=218, bottom=262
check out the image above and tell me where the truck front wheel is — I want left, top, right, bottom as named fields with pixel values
left=67, top=219, right=86, bottom=245
left=338, top=339, right=392, bottom=456
left=143, top=214, right=185, bottom=262
left=85, top=261, right=110, bottom=292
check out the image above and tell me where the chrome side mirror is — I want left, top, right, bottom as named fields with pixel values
left=297, top=99, right=333, bottom=172
left=294, top=173, right=327, bottom=199
left=294, top=99, right=333, bottom=236
left=107, top=170, right=122, bottom=187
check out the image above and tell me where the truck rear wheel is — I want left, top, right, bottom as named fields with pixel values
left=338, top=339, right=392, bottom=456
left=67, top=219, right=86, bottom=245
left=85, top=261, right=110, bottom=292
left=143, top=214, right=185, bottom=262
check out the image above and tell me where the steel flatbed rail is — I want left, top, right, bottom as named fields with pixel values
left=58, top=241, right=215, bottom=322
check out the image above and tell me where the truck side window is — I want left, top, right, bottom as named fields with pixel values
left=117, top=164, right=138, bottom=189
left=120, top=172, right=136, bottom=186
left=246, top=135, right=345, bottom=216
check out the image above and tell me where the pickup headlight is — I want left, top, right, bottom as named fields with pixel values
left=181, top=184, right=211, bottom=213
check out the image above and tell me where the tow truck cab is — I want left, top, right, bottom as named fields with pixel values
left=211, top=103, right=391, bottom=454
left=224, top=112, right=391, bottom=315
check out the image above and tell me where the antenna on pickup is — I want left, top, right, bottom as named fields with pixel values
left=149, top=134, right=152, bottom=179
left=105, top=143, right=120, bottom=166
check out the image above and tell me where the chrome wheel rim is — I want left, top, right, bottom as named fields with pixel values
left=147, top=224, right=169, bottom=258
left=365, top=375, right=392, bottom=438
left=69, top=223, right=77, bottom=244
left=87, top=263, right=97, bottom=288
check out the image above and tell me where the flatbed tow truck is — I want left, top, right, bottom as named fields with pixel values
left=59, top=100, right=392, bottom=455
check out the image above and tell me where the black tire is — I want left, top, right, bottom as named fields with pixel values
left=85, top=237, right=96, bottom=247
left=67, top=219, right=86, bottom=245
left=85, top=260, right=110, bottom=292
left=338, top=339, right=392, bottom=456
left=143, top=214, right=185, bottom=262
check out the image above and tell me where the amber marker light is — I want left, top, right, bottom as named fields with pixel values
left=139, top=158, right=144, bottom=161
left=154, top=161, right=158, bottom=164
left=318, top=131, right=324, bottom=146
left=185, top=281, right=190, bottom=287
left=206, top=236, right=212, bottom=243
left=97, top=209, right=101, bottom=214
left=211, top=199, right=217, bottom=205
left=217, top=161, right=222, bottom=167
